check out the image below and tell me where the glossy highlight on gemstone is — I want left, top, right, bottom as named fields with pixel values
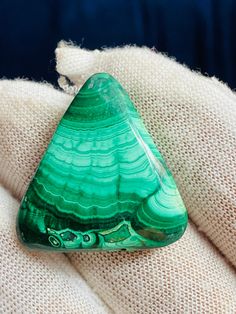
left=17, top=73, right=188, bottom=251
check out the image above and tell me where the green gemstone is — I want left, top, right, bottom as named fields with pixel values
left=17, top=73, right=188, bottom=251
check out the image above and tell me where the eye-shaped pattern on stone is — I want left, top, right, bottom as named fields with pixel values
left=16, top=73, right=188, bottom=251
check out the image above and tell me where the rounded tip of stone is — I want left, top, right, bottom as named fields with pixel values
left=65, top=72, right=127, bottom=126
left=81, top=73, right=116, bottom=93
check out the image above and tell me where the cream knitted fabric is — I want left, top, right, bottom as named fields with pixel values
left=0, top=45, right=235, bottom=313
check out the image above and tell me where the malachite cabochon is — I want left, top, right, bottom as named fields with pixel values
left=17, top=73, right=188, bottom=251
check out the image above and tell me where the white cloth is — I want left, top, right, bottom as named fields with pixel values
left=0, top=43, right=235, bottom=313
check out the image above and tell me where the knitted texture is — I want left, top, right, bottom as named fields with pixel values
left=0, top=44, right=235, bottom=313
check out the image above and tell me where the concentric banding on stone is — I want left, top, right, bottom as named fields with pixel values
left=17, top=73, right=188, bottom=250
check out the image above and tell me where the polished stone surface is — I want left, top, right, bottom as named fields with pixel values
left=17, top=73, right=188, bottom=251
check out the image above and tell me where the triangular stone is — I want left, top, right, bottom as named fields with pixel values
left=17, top=73, right=187, bottom=251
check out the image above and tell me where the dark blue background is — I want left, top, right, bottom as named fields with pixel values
left=0, top=0, right=236, bottom=88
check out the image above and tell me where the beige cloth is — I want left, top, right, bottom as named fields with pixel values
left=0, top=43, right=235, bottom=313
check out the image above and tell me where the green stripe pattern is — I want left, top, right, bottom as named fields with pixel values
left=17, top=73, right=187, bottom=251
